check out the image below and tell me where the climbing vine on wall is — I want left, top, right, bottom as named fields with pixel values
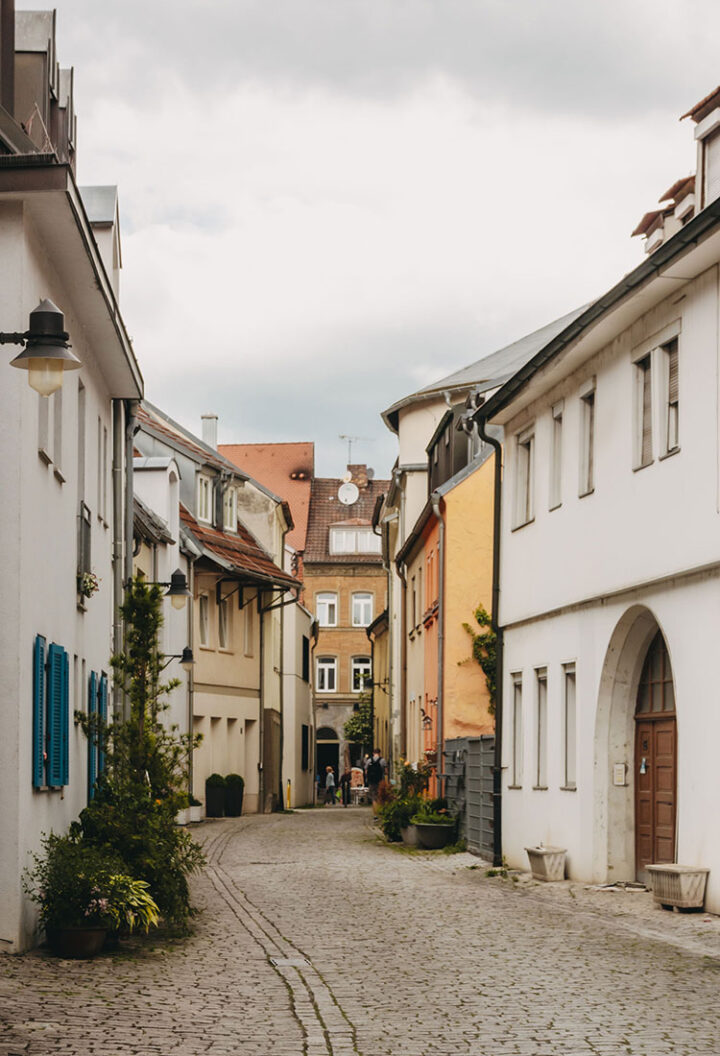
left=461, top=605, right=497, bottom=716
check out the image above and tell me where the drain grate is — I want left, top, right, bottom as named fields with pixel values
left=270, top=956, right=309, bottom=968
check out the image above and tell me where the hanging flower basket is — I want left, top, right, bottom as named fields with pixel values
left=77, top=571, right=100, bottom=598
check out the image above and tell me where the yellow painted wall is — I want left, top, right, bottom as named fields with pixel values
left=442, top=457, right=495, bottom=739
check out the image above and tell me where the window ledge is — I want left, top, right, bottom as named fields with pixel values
left=549, top=502, right=562, bottom=513
left=77, top=599, right=87, bottom=614
left=659, top=446, right=681, bottom=462
left=578, top=487, right=595, bottom=499
left=218, top=647, right=234, bottom=655
left=632, top=460, right=654, bottom=473
left=198, top=644, right=214, bottom=651
left=38, top=447, right=52, bottom=466
left=53, top=466, right=66, bottom=484
left=511, top=517, right=535, bottom=533
left=560, top=784, right=577, bottom=792
left=532, top=785, right=548, bottom=791
left=507, top=784, right=522, bottom=790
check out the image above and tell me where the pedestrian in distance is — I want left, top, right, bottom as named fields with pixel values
left=366, top=750, right=384, bottom=804
left=324, top=765, right=336, bottom=806
left=339, top=765, right=352, bottom=807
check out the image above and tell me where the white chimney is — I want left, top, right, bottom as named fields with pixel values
left=201, top=413, right=218, bottom=450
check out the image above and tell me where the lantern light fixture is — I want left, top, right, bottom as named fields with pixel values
left=2, top=299, right=81, bottom=396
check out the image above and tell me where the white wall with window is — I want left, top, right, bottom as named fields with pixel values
left=513, top=426, right=534, bottom=528
left=197, top=475, right=213, bottom=523
left=316, top=592, right=338, bottom=627
left=316, top=656, right=337, bottom=693
left=351, top=592, right=373, bottom=627
left=534, top=668, right=548, bottom=789
left=198, top=593, right=210, bottom=647
left=218, top=596, right=230, bottom=650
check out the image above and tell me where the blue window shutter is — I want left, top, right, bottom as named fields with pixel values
left=61, top=649, right=69, bottom=786
left=32, top=636, right=46, bottom=788
left=88, top=671, right=98, bottom=801
left=46, top=644, right=65, bottom=787
left=98, top=673, right=108, bottom=775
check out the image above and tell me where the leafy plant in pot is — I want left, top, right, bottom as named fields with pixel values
left=224, top=773, right=244, bottom=817
left=205, top=773, right=226, bottom=817
left=410, top=798, right=456, bottom=850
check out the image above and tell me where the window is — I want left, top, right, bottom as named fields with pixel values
left=514, top=426, right=534, bottom=527
left=77, top=500, right=92, bottom=581
left=301, top=725, right=310, bottom=770
left=316, top=592, right=337, bottom=627
left=77, top=382, right=86, bottom=497
left=223, top=487, right=237, bottom=531
left=549, top=402, right=563, bottom=510
left=32, top=636, right=69, bottom=789
left=198, top=594, right=210, bottom=646
left=579, top=382, right=595, bottom=496
left=563, top=664, right=577, bottom=789
left=351, top=592, right=373, bottom=627
left=102, top=425, right=108, bottom=522
left=301, top=635, right=310, bottom=682
left=87, top=671, right=108, bottom=801
left=244, top=600, right=254, bottom=656
left=97, top=416, right=103, bottom=515
left=218, top=596, right=230, bottom=649
left=634, top=354, right=653, bottom=468
left=535, top=668, right=547, bottom=789
left=197, top=475, right=213, bottom=523
left=511, top=674, right=523, bottom=787
left=329, top=527, right=382, bottom=554
left=351, top=656, right=372, bottom=692
left=52, top=388, right=63, bottom=479
left=316, top=656, right=337, bottom=692
left=664, top=338, right=679, bottom=454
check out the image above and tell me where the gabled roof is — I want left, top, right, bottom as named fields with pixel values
left=304, top=471, right=390, bottom=564
left=659, top=176, right=695, bottom=203
left=180, top=505, right=298, bottom=591
left=381, top=307, right=586, bottom=434
left=134, top=495, right=174, bottom=546
left=681, top=86, right=720, bottom=124
left=219, top=441, right=314, bottom=552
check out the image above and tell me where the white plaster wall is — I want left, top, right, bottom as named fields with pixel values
left=500, top=268, right=720, bottom=627
left=0, top=202, right=122, bottom=951
left=282, top=601, right=314, bottom=806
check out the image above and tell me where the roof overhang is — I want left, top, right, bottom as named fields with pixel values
left=484, top=199, right=720, bottom=426
left=0, top=158, right=142, bottom=398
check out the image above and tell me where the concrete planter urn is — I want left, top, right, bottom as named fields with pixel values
left=414, top=822, right=453, bottom=850
left=400, top=824, right=419, bottom=848
left=647, top=864, right=710, bottom=910
left=525, top=846, right=567, bottom=882
left=189, top=805, right=203, bottom=823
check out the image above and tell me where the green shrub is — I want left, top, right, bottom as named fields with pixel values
left=397, top=761, right=431, bottom=798
left=206, top=773, right=226, bottom=787
left=411, top=801, right=455, bottom=826
left=377, top=795, right=422, bottom=842
left=225, top=773, right=244, bottom=788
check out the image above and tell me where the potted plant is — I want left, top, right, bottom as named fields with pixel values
left=205, top=773, right=226, bottom=817
left=377, top=793, right=422, bottom=844
left=410, top=799, right=456, bottom=850
left=24, top=834, right=159, bottom=958
left=189, top=795, right=203, bottom=823
left=225, top=774, right=245, bottom=817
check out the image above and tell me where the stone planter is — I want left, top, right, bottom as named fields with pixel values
left=647, top=864, right=710, bottom=910
left=205, top=784, right=225, bottom=818
left=47, top=926, right=107, bottom=959
left=400, top=824, right=419, bottom=848
left=175, top=808, right=189, bottom=826
left=415, top=822, right=453, bottom=850
left=525, top=846, right=567, bottom=882
left=225, top=785, right=244, bottom=817
left=189, top=805, right=203, bottom=823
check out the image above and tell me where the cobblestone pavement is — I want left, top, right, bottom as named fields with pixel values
left=3, top=808, right=720, bottom=1055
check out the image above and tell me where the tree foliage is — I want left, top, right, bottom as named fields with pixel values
left=461, top=605, right=497, bottom=716
left=343, top=691, right=373, bottom=752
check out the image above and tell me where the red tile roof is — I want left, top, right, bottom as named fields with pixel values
left=631, top=209, right=667, bottom=238
left=180, top=505, right=299, bottom=591
left=137, top=404, right=230, bottom=472
left=219, top=442, right=314, bottom=553
left=659, top=175, right=695, bottom=203
left=681, top=86, right=720, bottom=124
left=304, top=468, right=390, bottom=564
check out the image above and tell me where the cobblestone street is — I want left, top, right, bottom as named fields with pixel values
left=3, top=808, right=720, bottom=1056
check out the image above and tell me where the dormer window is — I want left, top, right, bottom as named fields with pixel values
left=223, top=486, right=237, bottom=531
left=329, top=526, right=382, bottom=555
left=197, top=475, right=213, bottom=523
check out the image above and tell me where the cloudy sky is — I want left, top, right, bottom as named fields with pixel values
left=36, top=1, right=720, bottom=476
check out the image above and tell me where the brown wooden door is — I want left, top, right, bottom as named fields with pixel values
left=635, top=717, right=676, bottom=877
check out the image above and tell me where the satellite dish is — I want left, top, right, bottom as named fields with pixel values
left=338, top=482, right=359, bottom=506
left=342, top=471, right=353, bottom=484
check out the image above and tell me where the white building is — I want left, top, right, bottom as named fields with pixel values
left=0, top=10, right=142, bottom=952
left=483, top=88, right=720, bottom=909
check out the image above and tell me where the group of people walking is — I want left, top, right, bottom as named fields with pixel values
left=320, top=750, right=386, bottom=806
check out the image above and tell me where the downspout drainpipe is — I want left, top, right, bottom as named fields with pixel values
left=123, top=400, right=138, bottom=720
left=111, top=400, right=124, bottom=720
left=186, top=556, right=195, bottom=801
left=477, top=414, right=504, bottom=868
left=430, top=493, right=445, bottom=798
left=396, top=558, right=408, bottom=763
left=278, top=527, right=289, bottom=809
left=258, top=590, right=265, bottom=813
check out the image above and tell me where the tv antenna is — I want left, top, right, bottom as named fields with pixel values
left=339, top=434, right=373, bottom=463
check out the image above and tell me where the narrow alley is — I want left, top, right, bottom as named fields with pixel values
left=3, top=809, right=720, bottom=1056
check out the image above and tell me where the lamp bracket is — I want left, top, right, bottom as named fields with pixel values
left=0, top=332, right=26, bottom=346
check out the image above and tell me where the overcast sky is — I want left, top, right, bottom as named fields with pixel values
left=35, top=1, right=720, bottom=476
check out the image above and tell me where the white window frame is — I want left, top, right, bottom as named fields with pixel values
left=197, top=475, right=213, bottom=523
left=351, top=656, right=372, bottom=693
left=534, top=668, right=548, bottom=789
left=549, top=401, right=563, bottom=511
left=510, top=673, right=523, bottom=788
left=563, top=663, right=577, bottom=790
left=218, top=595, right=230, bottom=650
left=316, top=592, right=338, bottom=628
left=633, top=353, right=653, bottom=470
left=198, top=593, right=210, bottom=647
left=316, top=656, right=337, bottom=693
left=351, top=592, right=373, bottom=627
left=579, top=378, right=596, bottom=497
left=663, top=338, right=679, bottom=456
left=223, top=486, right=237, bottom=531
left=514, top=425, right=535, bottom=528
left=329, top=527, right=382, bottom=555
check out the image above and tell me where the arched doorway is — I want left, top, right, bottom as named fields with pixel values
left=594, top=605, right=678, bottom=884
left=634, top=630, right=677, bottom=880
left=315, top=726, right=339, bottom=789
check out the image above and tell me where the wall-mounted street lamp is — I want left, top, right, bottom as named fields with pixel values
left=1, top=299, right=81, bottom=396
left=165, top=568, right=192, bottom=610
left=160, top=646, right=195, bottom=673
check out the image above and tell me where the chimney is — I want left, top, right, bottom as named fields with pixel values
left=348, top=463, right=368, bottom=489
left=1, top=0, right=15, bottom=116
left=201, top=413, right=218, bottom=450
